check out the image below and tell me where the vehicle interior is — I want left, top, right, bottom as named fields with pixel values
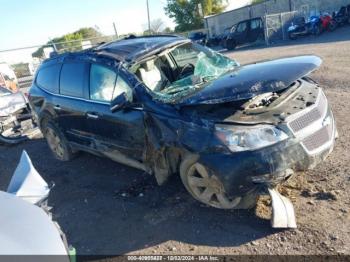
left=130, top=42, right=237, bottom=100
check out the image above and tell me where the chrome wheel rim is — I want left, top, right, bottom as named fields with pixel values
left=187, top=163, right=241, bottom=209
left=46, top=128, right=64, bottom=158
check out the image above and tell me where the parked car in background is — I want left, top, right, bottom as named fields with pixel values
left=0, top=86, right=39, bottom=144
left=206, top=34, right=221, bottom=47
left=29, top=36, right=336, bottom=218
left=188, top=31, right=206, bottom=45
left=0, top=62, right=18, bottom=92
left=333, top=5, right=350, bottom=26
left=219, top=26, right=234, bottom=47
left=206, top=26, right=233, bottom=47
left=225, top=17, right=264, bottom=50
left=288, top=16, right=310, bottom=40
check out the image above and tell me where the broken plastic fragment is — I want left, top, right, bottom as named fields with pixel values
left=7, top=150, right=50, bottom=205
left=268, top=188, right=297, bottom=229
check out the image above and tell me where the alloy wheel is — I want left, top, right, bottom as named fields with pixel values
left=187, top=163, right=241, bottom=209
left=46, top=127, right=65, bottom=159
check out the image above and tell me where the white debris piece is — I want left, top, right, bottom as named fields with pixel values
left=268, top=188, right=297, bottom=229
left=7, top=150, right=50, bottom=204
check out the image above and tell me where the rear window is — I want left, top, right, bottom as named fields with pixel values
left=36, top=64, right=61, bottom=93
left=60, top=63, right=86, bottom=98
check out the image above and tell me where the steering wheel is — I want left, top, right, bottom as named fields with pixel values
left=179, top=63, right=195, bottom=79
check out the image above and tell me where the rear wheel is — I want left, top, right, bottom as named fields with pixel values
left=180, top=155, right=257, bottom=209
left=43, top=121, right=74, bottom=161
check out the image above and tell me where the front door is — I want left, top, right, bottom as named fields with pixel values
left=234, top=21, right=249, bottom=45
left=248, top=18, right=264, bottom=43
left=86, top=63, right=145, bottom=160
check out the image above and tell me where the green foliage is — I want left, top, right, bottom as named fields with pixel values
left=251, top=0, right=265, bottom=4
left=12, top=63, right=30, bottom=78
left=163, top=27, right=173, bottom=33
left=164, top=0, right=227, bottom=32
left=32, top=27, right=103, bottom=58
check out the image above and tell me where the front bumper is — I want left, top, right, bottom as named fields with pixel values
left=198, top=88, right=337, bottom=197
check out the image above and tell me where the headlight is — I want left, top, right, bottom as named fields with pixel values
left=215, top=124, right=288, bottom=152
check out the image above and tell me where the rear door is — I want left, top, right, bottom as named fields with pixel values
left=54, top=60, right=92, bottom=146
left=86, top=63, right=145, bottom=160
left=248, top=18, right=264, bottom=43
left=234, top=21, right=249, bottom=45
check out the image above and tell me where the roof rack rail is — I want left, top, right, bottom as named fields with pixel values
left=123, top=34, right=180, bottom=40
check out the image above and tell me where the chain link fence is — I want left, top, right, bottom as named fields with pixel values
left=0, top=35, right=119, bottom=90
left=264, top=11, right=299, bottom=44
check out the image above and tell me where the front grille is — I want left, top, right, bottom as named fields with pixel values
left=289, top=91, right=327, bottom=133
left=301, top=122, right=333, bottom=153
left=286, top=89, right=335, bottom=155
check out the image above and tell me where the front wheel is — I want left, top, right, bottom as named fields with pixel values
left=288, top=32, right=297, bottom=40
left=328, top=21, right=337, bottom=31
left=180, top=155, right=257, bottom=209
left=43, top=121, right=74, bottom=161
left=226, top=39, right=236, bottom=50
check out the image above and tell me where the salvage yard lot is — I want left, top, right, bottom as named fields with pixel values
left=1, top=27, right=350, bottom=256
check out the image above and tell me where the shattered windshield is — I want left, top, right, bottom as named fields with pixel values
left=134, top=42, right=238, bottom=103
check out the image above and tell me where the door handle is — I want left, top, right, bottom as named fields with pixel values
left=86, top=112, right=99, bottom=119
left=54, top=105, right=61, bottom=110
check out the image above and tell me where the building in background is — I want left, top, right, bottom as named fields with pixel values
left=204, top=0, right=350, bottom=37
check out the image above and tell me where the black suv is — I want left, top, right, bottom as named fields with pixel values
left=188, top=31, right=207, bottom=45
left=225, top=17, right=264, bottom=50
left=29, top=35, right=336, bottom=211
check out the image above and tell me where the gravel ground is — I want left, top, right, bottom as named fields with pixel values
left=1, top=27, right=349, bottom=256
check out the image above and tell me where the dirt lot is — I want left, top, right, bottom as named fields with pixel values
left=1, top=27, right=350, bottom=256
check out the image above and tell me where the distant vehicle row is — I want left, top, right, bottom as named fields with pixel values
left=188, top=5, right=350, bottom=49
left=288, top=5, right=350, bottom=40
left=190, top=17, right=264, bottom=50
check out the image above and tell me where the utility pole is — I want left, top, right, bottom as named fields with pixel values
left=49, top=38, right=57, bottom=52
left=113, top=22, right=119, bottom=39
left=146, top=0, right=151, bottom=34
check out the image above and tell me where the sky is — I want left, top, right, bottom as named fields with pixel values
left=0, top=0, right=251, bottom=64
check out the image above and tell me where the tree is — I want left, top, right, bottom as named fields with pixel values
left=251, top=0, right=265, bottom=4
left=32, top=27, right=103, bottom=58
left=151, top=18, right=166, bottom=33
left=163, top=27, right=173, bottom=33
left=164, top=0, right=227, bottom=32
left=143, top=18, right=166, bottom=35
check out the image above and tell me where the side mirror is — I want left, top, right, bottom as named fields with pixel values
left=110, top=92, right=130, bottom=112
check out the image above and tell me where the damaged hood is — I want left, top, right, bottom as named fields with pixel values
left=179, top=55, right=322, bottom=105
